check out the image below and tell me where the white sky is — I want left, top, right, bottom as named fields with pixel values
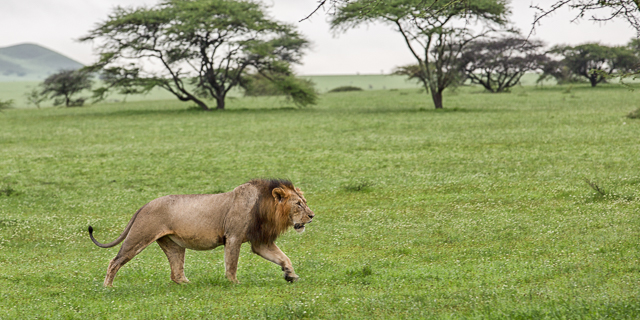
left=0, top=0, right=636, bottom=75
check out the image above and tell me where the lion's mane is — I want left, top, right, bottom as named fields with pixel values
left=247, top=179, right=296, bottom=244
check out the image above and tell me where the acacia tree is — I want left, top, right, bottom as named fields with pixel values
left=330, top=0, right=509, bottom=109
left=552, top=43, right=639, bottom=87
left=459, top=37, right=548, bottom=92
left=82, top=0, right=313, bottom=110
left=41, top=70, right=93, bottom=107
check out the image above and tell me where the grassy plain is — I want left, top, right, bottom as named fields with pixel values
left=0, top=74, right=422, bottom=109
left=0, top=74, right=547, bottom=109
left=1, top=83, right=639, bottom=319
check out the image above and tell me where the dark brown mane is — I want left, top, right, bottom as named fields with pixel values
left=247, top=179, right=296, bottom=244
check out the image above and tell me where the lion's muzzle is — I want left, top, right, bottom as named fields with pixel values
left=294, top=223, right=306, bottom=233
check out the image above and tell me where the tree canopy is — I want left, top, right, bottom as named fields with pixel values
left=310, top=0, right=640, bottom=35
left=459, top=37, right=547, bottom=92
left=82, top=0, right=314, bottom=110
left=552, top=43, right=639, bottom=87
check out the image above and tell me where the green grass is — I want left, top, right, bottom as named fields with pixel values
left=1, top=84, right=640, bottom=319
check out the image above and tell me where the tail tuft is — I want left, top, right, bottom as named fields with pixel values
left=88, top=225, right=94, bottom=234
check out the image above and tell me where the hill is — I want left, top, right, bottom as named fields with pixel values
left=0, top=43, right=83, bottom=81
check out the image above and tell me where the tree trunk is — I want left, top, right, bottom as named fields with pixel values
left=215, top=96, right=225, bottom=110
left=431, top=90, right=444, bottom=109
left=194, top=99, right=210, bottom=111
left=189, top=96, right=210, bottom=111
left=588, top=73, right=599, bottom=87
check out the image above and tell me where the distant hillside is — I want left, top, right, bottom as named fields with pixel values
left=0, top=43, right=83, bottom=81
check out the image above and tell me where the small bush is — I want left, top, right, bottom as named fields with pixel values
left=584, top=178, right=635, bottom=202
left=585, top=178, right=606, bottom=196
left=343, top=181, right=373, bottom=192
left=24, top=88, right=46, bottom=108
left=328, top=86, right=363, bottom=93
left=0, top=185, right=16, bottom=196
left=0, top=99, right=14, bottom=112
left=346, top=265, right=373, bottom=277
left=627, top=108, right=640, bottom=119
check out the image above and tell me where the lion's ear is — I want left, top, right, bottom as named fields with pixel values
left=295, top=187, right=304, bottom=195
left=272, top=187, right=287, bottom=202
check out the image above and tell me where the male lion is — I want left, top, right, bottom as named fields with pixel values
left=88, top=179, right=314, bottom=287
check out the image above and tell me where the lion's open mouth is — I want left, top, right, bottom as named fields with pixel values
left=294, top=223, right=305, bottom=233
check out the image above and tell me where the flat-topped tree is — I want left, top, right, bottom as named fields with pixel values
left=459, top=36, right=548, bottom=93
left=330, top=0, right=509, bottom=109
left=41, top=70, right=93, bottom=107
left=553, top=43, right=639, bottom=87
left=81, top=0, right=311, bottom=110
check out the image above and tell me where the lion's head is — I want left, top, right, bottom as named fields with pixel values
left=248, top=179, right=315, bottom=244
left=272, top=186, right=314, bottom=233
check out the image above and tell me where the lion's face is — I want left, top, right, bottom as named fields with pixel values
left=273, top=187, right=315, bottom=233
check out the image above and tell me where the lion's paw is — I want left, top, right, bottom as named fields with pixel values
left=173, top=278, right=190, bottom=285
left=284, top=273, right=299, bottom=283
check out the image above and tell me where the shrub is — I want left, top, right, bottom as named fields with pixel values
left=328, top=86, right=363, bottom=93
left=627, top=108, right=640, bottom=119
left=0, top=99, right=14, bottom=112
left=342, top=181, right=373, bottom=192
left=24, top=88, right=46, bottom=108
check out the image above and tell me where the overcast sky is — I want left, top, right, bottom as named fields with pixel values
left=0, top=0, right=636, bottom=75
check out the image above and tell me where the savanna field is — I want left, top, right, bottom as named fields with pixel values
left=0, top=81, right=639, bottom=319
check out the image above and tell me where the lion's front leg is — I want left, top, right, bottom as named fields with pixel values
left=224, top=237, right=242, bottom=283
left=251, top=242, right=299, bottom=282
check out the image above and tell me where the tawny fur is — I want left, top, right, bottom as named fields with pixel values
left=88, top=179, right=314, bottom=287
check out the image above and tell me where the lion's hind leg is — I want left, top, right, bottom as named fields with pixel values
left=103, top=230, right=166, bottom=287
left=157, top=236, right=189, bottom=284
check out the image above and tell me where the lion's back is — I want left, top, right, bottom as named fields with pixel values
left=150, top=184, right=259, bottom=229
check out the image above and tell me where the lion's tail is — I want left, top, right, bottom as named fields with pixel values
left=88, top=204, right=147, bottom=248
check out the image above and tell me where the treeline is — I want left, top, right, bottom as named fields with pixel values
left=395, top=37, right=640, bottom=94
left=14, top=0, right=640, bottom=110
left=330, top=0, right=640, bottom=109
